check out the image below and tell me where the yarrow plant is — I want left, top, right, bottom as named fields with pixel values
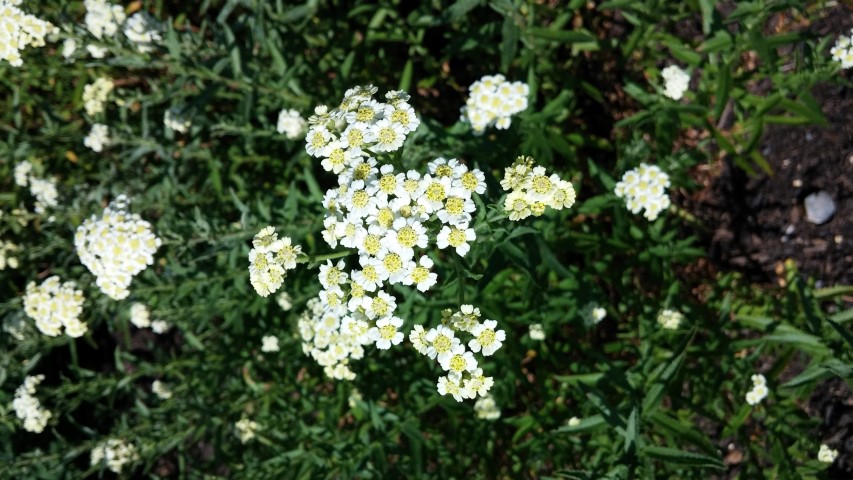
left=614, top=163, right=672, bottom=221
left=0, top=0, right=58, bottom=67
left=14, top=160, right=59, bottom=214
left=84, top=123, right=110, bottom=152
left=461, top=74, right=529, bottom=134
left=23, top=276, right=87, bottom=338
left=247, top=226, right=302, bottom=297
left=164, top=106, right=191, bottom=133
left=817, top=444, right=839, bottom=463
left=276, top=108, right=307, bottom=139
left=75, top=195, right=162, bottom=300
left=82, top=77, right=114, bottom=116
left=12, top=375, right=52, bottom=433
left=660, top=65, right=690, bottom=100
left=0, top=239, right=20, bottom=269
left=90, top=438, right=139, bottom=474
left=656, top=309, right=683, bottom=330
left=745, top=373, right=769, bottom=406
left=830, top=28, right=853, bottom=69
left=123, top=11, right=162, bottom=53
left=235, top=417, right=260, bottom=444
left=500, top=155, right=577, bottom=221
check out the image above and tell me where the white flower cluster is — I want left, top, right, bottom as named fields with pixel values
left=474, top=395, right=501, bottom=420
left=12, top=375, right=52, bottom=433
left=501, top=156, right=577, bottom=221
left=661, top=65, right=690, bottom=101
left=235, top=417, right=259, bottom=443
left=75, top=195, right=162, bottom=300
left=248, top=226, right=302, bottom=297
left=83, top=77, right=115, bottom=116
left=277, top=108, right=307, bottom=139
left=410, top=306, right=504, bottom=402
left=831, top=29, right=853, bottom=69
left=164, top=107, right=191, bottom=133
left=656, top=309, right=683, bottom=330
left=123, top=11, right=162, bottom=53
left=129, top=302, right=167, bottom=332
left=14, top=160, right=59, bottom=214
left=0, top=239, right=20, bottom=269
left=84, top=0, right=126, bottom=40
left=90, top=438, right=138, bottom=474
left=614, top=163, right=672, bottom=221
left=0, top=0, right=58, bottom=67
left=745, top=373, right=768, bottom=406
left=261, top=335, right=279, bottom=352
left=23, top=276, right=87, bottom=338
left=84, top=123, right=110, bottom=152
left=529, top=323, right=545, bottom=340
left=276, top=291, right=292, bottom=311
left=297, top=296, right=369, bottom=380
left=818, top=444, right=839, bottom=463
left=151, top=380, right=172, bottom=400
left=580, top=302, right=607, bottom=327
left=461, top=74, right=529, bottom=134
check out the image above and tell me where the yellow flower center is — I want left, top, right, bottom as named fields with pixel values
left=328, top=148, right=345, bottom=166
left=379, top=324, right=397, bottom=340
left=379, top=174, right=396, bottom=194
left=352, top=191, right=369, bottom=208
left=378, top=127, right=396, bottom=145
left=372, top=297, right=389, bottom=316
left=425, top=182, right=446, bottom=202
left=363, top=235, right=381, bottom=255
left=478, top=329, right=495, bottom=346
left=445, top=197, right=464, bottom=216
left=532, top=176, right=552, bottom=194
left=353, top=163, right=371, bottom=180
left=461, top=172, right=479, bottom=191
left=449, top=354, right=466, bottom=372
left=391, top=109, right=409, bottom=124
left=383, top=253, right=403, bottom=273
left=411, top=266, right=429, bottom=283
left=376, top=208, right=394, bottom=228
left=433, top=334, right=451, bottom=353
left=396, top=226, right=417, bottom=248
left=347, top=129, right=364, bottom=147
left=355, top=107, right=374, bottom=122
left=447, top=228, right=466, bottom=247
left=435, top=165, right=453, bottom=177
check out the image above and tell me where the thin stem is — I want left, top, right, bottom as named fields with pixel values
left=452, top=254, right=465, bottom=305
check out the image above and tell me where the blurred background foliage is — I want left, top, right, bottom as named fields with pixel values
left=1, top=0, right=851, bottom=478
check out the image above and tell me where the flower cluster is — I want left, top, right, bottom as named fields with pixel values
left=474, top=395, right=501, bottom=420
left=164, top=107, right=191, bottom=133
left=818, top=444, right=839, bottom=463
left=831, top=29, right=853, bottom=69
left=529, top=323, right=545, bottom=340
left=248, top=226, right=302, bottom=297
left=500, top=156, right=577, bottom=221
left=235, top=417, right=259, bottom=443
left=580, top=302, right=607, bottom=327
left=461, top=74, right=529, bottom=134
left=84, top=123, right=110, bottom=152
left=83, top=77, right=115, bottom=116
left=123, top=11, right=162, bottom=53
left=0, top=239, right=20, bottom=269
left=75, top=195, right=162, bottom=300
left=656, top=309, right=683, bottom=330
left=14, top=160, right=59, bottom=214
left=90, top=439, right=138, bottom=474
left=129, top=303, right=169, bottom=333
left=84, top=0, right=125, bottom=40
left=745, top=373, right=769, bottom=405
left=276, top=291, right=292, bottom=311
left=410, top=306, right=504, bottom=402
left=614, top=163, right=672, bottom=221
left=0, top=0, right=58, bottom=67
left=661, top=65, right=690, bottom=100
left=23, top=276, right=87, bottom=338
left=297, top=296, right=368, bottom=380
left=261, top=335, right=280, bottom=353
left=12, top=375, right=52, bottom=433
left=277, top=108, right=307, bottom=139
left=151, top=380, right=172, bottom=400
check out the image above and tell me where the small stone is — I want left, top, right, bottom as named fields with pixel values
left=804, top=191, right=836, bottom=225
left=792, top=179, right=803, bottom=188
left=784, top=225, right=795, bottom=235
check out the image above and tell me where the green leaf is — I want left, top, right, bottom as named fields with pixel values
left=527, top=27, right=596, bottom=44
left=642, top=446, right=724, bottom=470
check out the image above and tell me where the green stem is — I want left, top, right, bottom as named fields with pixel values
left=452, top=254, right=465, bottom=305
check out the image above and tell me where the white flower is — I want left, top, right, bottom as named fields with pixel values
left=368, top=118, right=406, bottom=152
left=462, top=74, right=528, bottom=134
left=831, top=29, right=853, bottom=69
left=248, top=226, right=302, bottom=297
left=657, top=309, right=683, bottom=330
left=151, top=380, right=172, bottom=400
left=750, top=374, right=766, bottom=387
left=261, top=335, right=280, bottom=352
left=164, top=107, right=191, bottom=133
left=90, top=438, right=138, bottom=473
left=151, top=320, right=170, bottom=333
left=403, top=255, right=437, bottom=292
left=474, top=395, right=501, bottom=420
left=362, top=290, right=397, bottom=319
left=501, top=156, right=576, bottom=220
left=276, top=292, right=292, bottom=311
left=12, top=375, right=52, bottom=433
left=235, top=417, right=260, bottom=443
left=14, top=161, right=32, bottom=186
left=369, top=315, right=404, bottom=350
left=409, top=324, right=429, bottom=355
left=435, top=224, right=476, bottom=257
left=23, top=276, right=86, bottom=338
left=463, top=369, right=494, bottom=398
left=661, top=65, right=690, bottom=100
left=0, top=239, right=20, bottom=270
left=61, top=38, right=77, bottom=59
left=817, top=444, right=839, bottom=463
left=568, top=416, right=581, bottom=427
left=469, top=319, right=506, bottom=356
left=436, top=374, right=467, bottom=402
left=529, top=323, right=545, bottom=340
left=277, top=108, right=307, bottom=139
left=305, top=125, right=335, bottom=157
left=75, top=196, right=161, bottom=300
left=84, top=0, right=126, bottom=39
left=84, top=123, right=110, bottom=152
left=425, top=325, right=460, bottom=362
left=123, top=11, right=162, bottom=53
left=614, top=163, right=671, bottom=221
left=0, top=2, right=58, bottom=67
left=82, top=77, right=114, bottom=116
left=439, top=344, right=478, bottom=375
left=745, top=382, right=768, bottom=406
left=129, top=303, right=151, bottom=328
